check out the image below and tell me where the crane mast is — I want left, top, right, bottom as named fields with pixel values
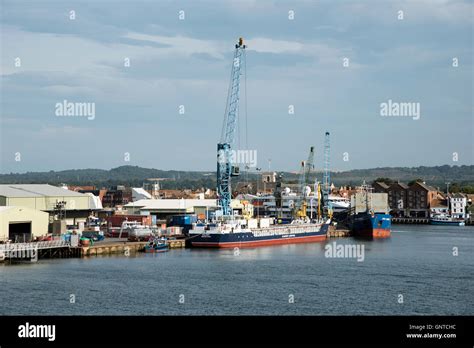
left=322, top=131, right=331, bottom=216
left=217, top=38, right=246, bottom=216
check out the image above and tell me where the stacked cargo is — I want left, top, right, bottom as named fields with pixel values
left=167, top=215, right=197, bottom=234
left=161, top=226, right=182, bottom=236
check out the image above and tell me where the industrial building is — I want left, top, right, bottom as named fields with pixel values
left=0, top=184, right=96, bottom=225
left=124, top=199, right=218, bottom=220
left=0, top=206, right=49, bottom=242
left=124, top=199, right=248, bottom=221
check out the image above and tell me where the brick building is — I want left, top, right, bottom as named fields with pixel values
left=102, top=186, right=132, bottom=207
left=373, top=181, right=438, bottom=218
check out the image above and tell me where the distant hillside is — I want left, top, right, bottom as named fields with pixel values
left=0, top=165, right=473, bottom=191
left=329, top=165, right=474, bottom=188
left=0, top=166, right=215, bottom=189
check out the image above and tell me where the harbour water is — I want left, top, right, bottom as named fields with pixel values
left=1, top=225, right=473, bottom=315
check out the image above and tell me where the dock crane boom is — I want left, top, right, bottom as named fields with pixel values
left=295, top=146, right=315, bottom=218
left=217, top=38, right=246, bottom=216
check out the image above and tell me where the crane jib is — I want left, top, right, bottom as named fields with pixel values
left=217, top=39, right=246, bottom=216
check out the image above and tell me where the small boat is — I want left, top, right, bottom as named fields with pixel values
left=82, top=218, right=105, bottom=241
left=143, top=238, right=169, bottom=253
left=430, top=214, right=465, bottom=226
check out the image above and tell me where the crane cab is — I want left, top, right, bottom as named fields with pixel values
left=231, top=165, right=240, bottom=176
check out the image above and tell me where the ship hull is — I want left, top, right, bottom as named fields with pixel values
left=430, top=220, right=465, bottom=226
left=143, top=247, right=169, bottom=253
left=191, top=223, right=329, bottom=248
left=350, top=213, right=391, bottom=239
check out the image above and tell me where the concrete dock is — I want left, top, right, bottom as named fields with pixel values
left=82, top=239, right=185, bottom=257
left=327, top=225, right=351, bottom=238
left=81, top=241, right=147, bottom=257
left=0, top=238, right=186, bottom=262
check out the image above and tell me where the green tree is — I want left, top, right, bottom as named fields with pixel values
left=373, top=177, right=393, bottom=185
left=408, top=178, right=424, bottom=186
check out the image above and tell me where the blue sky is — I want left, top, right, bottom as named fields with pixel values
left=1, top=0, right=473, bottom=173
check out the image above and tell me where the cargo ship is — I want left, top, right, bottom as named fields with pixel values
left=349, top=184, right=391, bottom=238
left=188, top=38, right=332, bottom=248
left=349, top=212, right=391, bottom=238
left=189, top=217, right=330, bottom=248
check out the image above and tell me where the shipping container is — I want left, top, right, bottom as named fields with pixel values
left=168, top=215, right=197, bottom=226
left=162, top=226, right=183, bottom=236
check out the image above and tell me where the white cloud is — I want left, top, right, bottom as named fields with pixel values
left=1, top=26, right=227, bottom=77
left=123, top=32, right=226, bottom=59
left=246, top=38, right=304, bottom=54
left=339, top=0, right=473, bottom=24
left=246, top=37, right=352, bottom=67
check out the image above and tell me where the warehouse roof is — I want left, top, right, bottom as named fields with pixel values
left=0, top=184, right=87, bottom=198
left=0, top=206, right=49, bottom=214
left=124, top=199, right=218, bottom=210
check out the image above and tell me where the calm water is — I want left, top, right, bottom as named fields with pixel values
left=1, top=225, right=473, bottom=315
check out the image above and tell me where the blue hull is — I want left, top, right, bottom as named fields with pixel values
left=143, top=244, right=169, bottom=253
left=430, top=220, right=465, bottom=226
left=350, top=213, right=391, bottom=238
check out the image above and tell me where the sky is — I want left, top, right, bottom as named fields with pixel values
left=0, top=0, right=473, bottom=173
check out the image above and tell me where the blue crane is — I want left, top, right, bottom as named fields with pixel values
left=217, top=38, right=246, bottom=216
